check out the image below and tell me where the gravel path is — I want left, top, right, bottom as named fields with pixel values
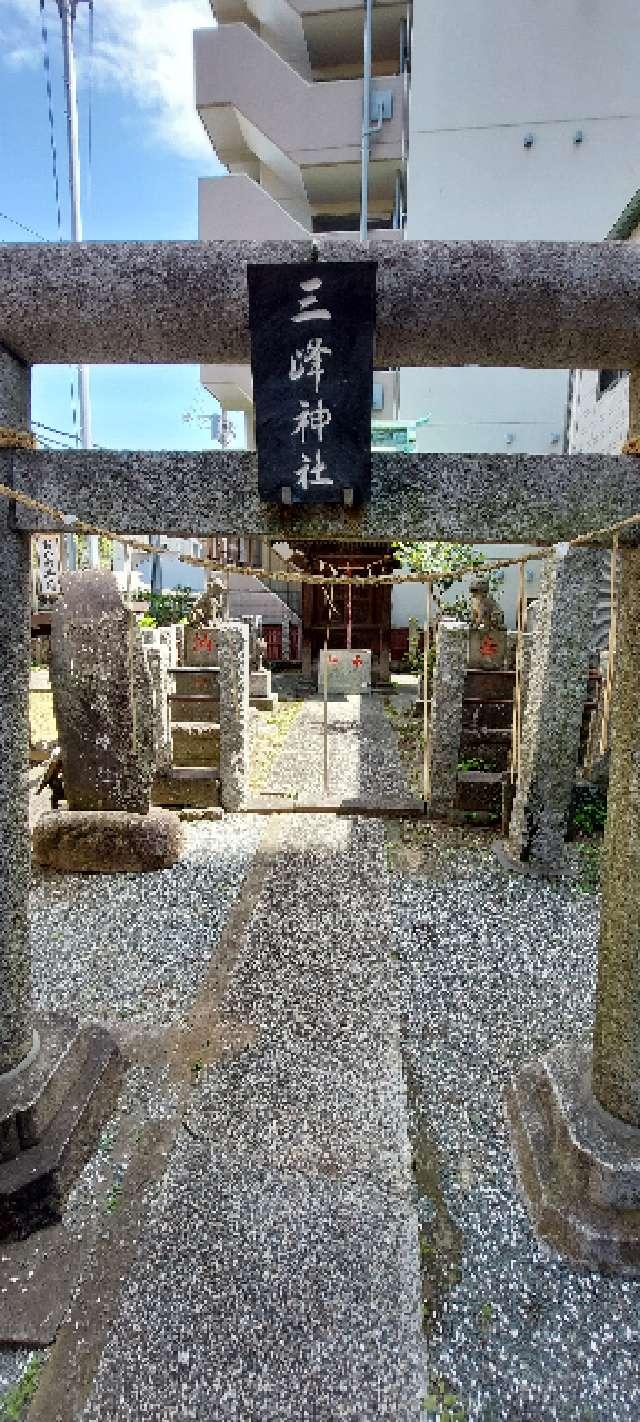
left=392, top=831, right=640, bottom=1420
left=79, top=814, right=426, bottom=1421
left=30, top=816, right=263, bottom=1027
left=265, top=693, right=421, bottom=806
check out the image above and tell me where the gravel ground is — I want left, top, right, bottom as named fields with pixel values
left=391, top=830, right=640, bottom=1420
left=30, top=815, right=263, bottom=1027
left=0, top=814, right=263, bottom=1411
left=79, top=814, right=426, bottom=1421
left=265, top=693, right=421, bottom=806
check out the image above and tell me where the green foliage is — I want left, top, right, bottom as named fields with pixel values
left=0, top=1356, right=45, bottom=1420
left=138, top=614, right=157, bottom=628
left=422, top=1377, right=466, bottom=1421
left=393, top=543, right=503, bottom=639
left=74, top=534, right=113, bottom=570
left=393, top=541, right=487, bottom=585
left=576, top=841, right=603, bottom=894
left=132, top=586, right=195, bottom=627
left=98, top=535, right=113, bottom=566
left=570, top=785, right=607, bottom=837
left=105, top=1181, right=123, bottom=1213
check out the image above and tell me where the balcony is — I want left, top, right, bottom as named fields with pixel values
left=194, top=24, right=404, bottom=216
left=212, top=2, right=410, bottom=81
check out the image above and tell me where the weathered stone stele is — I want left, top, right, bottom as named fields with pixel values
left=427, top=620, right=468, bottom=814
left=50, top=571, right=154, bottom=813
left=506, top=546, right=603, bottom=874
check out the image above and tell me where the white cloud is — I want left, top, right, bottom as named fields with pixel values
left=3, top=0, right=217, bottom=161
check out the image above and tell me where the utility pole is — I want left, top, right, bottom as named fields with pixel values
left=58, top=0, right=99, bottom=568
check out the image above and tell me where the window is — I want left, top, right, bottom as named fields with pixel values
left=596, top=370, right=626, bottom=399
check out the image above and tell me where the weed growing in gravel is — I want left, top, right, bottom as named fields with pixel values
left=105, top=1180, right=124, bottom=1213
left=0, top=1355, right=45, bottom=1420
left=422, top=1376, right=466, bottom=1420
left=575, top=840, right=603, bottom=894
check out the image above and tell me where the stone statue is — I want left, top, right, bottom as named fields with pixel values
left=469, top=576, right=505, bottom=629
left=189, top=580, right=225, bottom=628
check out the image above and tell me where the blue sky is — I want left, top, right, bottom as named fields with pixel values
left=1, top=0, right=229, bottom=450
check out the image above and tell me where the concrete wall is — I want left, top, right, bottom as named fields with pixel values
left=569, top=372, right=629, bottom=455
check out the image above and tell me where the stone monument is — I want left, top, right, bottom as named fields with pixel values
left=49, top=570, right=154, bottom=812
left=502, top=546, right=603, bottom=875
left=33, top=571, right=183, bottom=872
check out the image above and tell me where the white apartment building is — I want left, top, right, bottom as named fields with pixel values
left=194, top=0, right=640, bottom=629
left=569, top=194, right=640, bottom=458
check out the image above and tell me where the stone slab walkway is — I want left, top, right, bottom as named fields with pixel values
left=74, top=814, right=426, bottom=1420
left=264, top=694, right=421, bottom=808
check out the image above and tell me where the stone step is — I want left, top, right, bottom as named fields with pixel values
left=455, top=769, right=503, bottom=814
left=250, top=695, right=279, bottom=712
left=152, top=768, right=221, bottom=809
left=170, top=668, right=220, bottom=698
left=459, top=728, right=512, bottom=772
left=171, top=723, right=221, bottom=769
left=465, top=669, right=515, bottom=700
left=169, top=694, right=220, bottom=723
left=462, top=697, right=513, bottom=731
left=0, top=1025, right=122, bottom=1240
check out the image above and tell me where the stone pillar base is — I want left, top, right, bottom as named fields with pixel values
left=505, top=1038, right=640, bottom=1273
left=32, top=809, right=185, bottom=873
left=492, top=839, right=577, bottom=880
left=0, top=1011, right=121, bottom=1239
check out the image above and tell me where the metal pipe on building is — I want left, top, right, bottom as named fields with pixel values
left=360, top=0, right=373, bottom=242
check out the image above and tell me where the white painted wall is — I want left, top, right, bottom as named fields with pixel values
left=400, top=0, right=640, bottom=456
left=391, top=547, right=542, bottom=632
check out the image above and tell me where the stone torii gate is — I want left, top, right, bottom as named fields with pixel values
left=1, top=238, right=640, bottom=1265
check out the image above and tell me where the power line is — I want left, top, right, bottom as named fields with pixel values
left=40, top=0, right=63, bottom=237
left=0, top=212, right=48, bottom=242
left=32, top=420, right=80, bottom=442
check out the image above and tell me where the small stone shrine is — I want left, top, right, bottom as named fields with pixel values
left=245, top=617, right=278, bottom=711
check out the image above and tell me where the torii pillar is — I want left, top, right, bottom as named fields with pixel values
left=0, top=347, right=120, bottom=1241
left=0, top=348, right=34, bottom=1074
left=506, top=410, right=640, bottom=1271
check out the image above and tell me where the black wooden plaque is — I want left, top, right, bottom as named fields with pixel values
left=248, top=261, right=376, bottom=505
